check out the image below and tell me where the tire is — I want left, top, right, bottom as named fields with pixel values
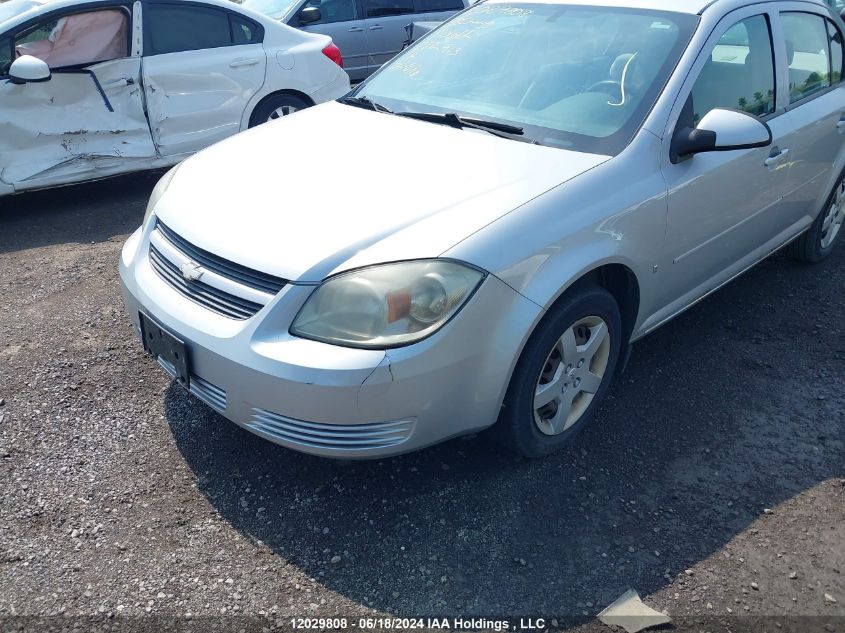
left=789, top=170, right=845, bottom=263
left=249, top=94, right=312, bottom=128
left=495, top=286, right=623, bottom=458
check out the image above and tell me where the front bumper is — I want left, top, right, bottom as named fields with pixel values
left=119, top=226, right=542, bottom=458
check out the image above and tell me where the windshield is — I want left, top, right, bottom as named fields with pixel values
left=355, top=3, right=697, bottom=155
left=239, top=0, right=298, bottom=19
left=0, top=0, right=38, bottom=24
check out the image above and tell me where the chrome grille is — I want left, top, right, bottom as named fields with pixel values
left=247, top=408, right=415, bottom=451
left=149, top=244, right=262, bottom=320
left=156, top=221, right=286, bottom=295
left=148, top=221, right=287, bottom=320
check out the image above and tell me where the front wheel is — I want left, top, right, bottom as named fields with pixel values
left=495, top=286, right=622, bottom=458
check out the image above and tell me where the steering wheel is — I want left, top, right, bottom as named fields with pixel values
left=587, top=80, right=622, bottom=98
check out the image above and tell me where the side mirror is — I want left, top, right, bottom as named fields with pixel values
left=671, top=108, right=772, bottom=162
left=8, top=55, right=51, bottom=85
left=299, top=6, right=321, bottom=24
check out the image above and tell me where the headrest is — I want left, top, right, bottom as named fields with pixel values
left=610, top=53, right=635, bottom=82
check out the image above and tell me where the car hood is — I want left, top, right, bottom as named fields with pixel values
left=155, top=101, right=610, bottom=283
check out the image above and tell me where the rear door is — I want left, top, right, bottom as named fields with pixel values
left=141, top=2, right=267, bottom=157
left=776, top=5, right=845, bottom=225
left=0, top=2, right=156, bottom=190
left=362, top=0, right=415, bottom=71
left=291, top=0, right=369, bottom=82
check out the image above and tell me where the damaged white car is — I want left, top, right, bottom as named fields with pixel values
left=0, top=0, right=349, bottom=196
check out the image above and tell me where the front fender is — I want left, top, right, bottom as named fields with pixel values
left=446, top=132, right=667, bottom=339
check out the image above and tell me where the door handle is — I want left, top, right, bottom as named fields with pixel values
left=103, top=77, right=133, bottom=89
left=229, top=58, right=260, bottom=68
left=369, top=24, right=383, bottom=30
left=764, top=147, right=789, bottom=168
left=837, top=115, right=845, bottom=130
left=348, top=26, right=364, bottom=32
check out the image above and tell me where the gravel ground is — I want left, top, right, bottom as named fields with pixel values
left=0, top=173, right=843, bottom=633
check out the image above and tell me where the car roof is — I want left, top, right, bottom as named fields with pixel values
left=0, top=0, right=276, bottom=30
left=1, top=0, right=261, bottom=10
left=486, top=0, right=829, bottom=16
left=4, top=0, right=832, bottom=19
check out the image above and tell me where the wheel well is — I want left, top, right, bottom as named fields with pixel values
left=249, top=89, right=316, bottom=126
left=494, top=263, right=641, bottom=419
left=563, top=264, right=640, bottom=343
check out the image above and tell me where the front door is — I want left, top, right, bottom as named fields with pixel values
left=141, top=2, right=267, bottom=157
left=659, top=10, right=799, bottom=308
left=0, top=4, right=156, bottom=191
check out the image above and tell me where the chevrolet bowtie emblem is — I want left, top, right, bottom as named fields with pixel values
left=180, top=261, right=204, bottom=282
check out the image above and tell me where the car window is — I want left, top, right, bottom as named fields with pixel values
left=300, top=0, right=359, bottom=24
left=146, top=4, right=232, bottom=55
left=690, top=15, right=775, bottom=123
left=11, top=8, right=129, bottom=69
left=365, top=0, right=414, bottom=18
left=781, top=12, right=834, bottom=103
left=718, top=22, right=749, bottom=48
left=829, top=19, right=844, bottom=83
left=0, top=36, right=11, bottom=75
left=230, top=13, right=260, bottom=43
left=416, top=0, right=463, bottom=12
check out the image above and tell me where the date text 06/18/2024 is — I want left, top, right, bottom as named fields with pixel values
left=289, top=618, right=549, bottom=630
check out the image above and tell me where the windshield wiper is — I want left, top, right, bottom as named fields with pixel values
left=338, top=95, right=393, bottom=113
left=339, top=102, right=537, bottom=144
left=395, top=111, right=530, bottom=141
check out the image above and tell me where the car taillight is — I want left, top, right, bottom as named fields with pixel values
left=322, top=42, right=343, bottom=67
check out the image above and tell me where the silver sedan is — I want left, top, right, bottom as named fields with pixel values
left=120, top=0, right=845, bottom=458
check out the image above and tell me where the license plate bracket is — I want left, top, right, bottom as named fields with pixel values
left=139, top=313, right=190, bottom=388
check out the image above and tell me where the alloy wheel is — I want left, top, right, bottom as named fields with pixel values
left=268, top=105, right=298, bottom=121
left=533, top=316, right=611, bottom=436
left=821, top=178, right=845, bottom=249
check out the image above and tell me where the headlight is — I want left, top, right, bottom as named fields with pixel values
left=143, top=164, right=180, bottom=227
left=291, top=260, right=485, bottom=348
